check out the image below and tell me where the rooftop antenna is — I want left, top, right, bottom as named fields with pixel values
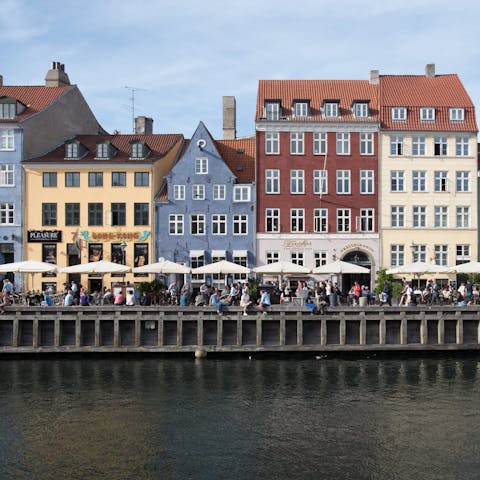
left=125, top=86, right=148, bottom=133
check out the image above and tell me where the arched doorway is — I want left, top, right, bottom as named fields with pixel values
left=341, top=250, right=371, bottom=295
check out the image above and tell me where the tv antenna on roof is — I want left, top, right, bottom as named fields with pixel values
left=125, top=86, right=148, bottom=133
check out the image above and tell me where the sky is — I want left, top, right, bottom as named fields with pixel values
left=1, top=0, right=479, bottom=139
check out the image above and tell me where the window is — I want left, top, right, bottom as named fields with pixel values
left=412, top=244, right=426, bottom=263
left=412, top=171, right=427, bottom=192
left=434, top=171, right=448, bottom=192
left=290, top=251, right=304, bottom=266
left=290, top=132, right=304, bottom=154
left=265, top=132, right=279, bottom=154
left=42, top=172, right=57, bottom=187
left=313, top=208, right=328, bottom=232
left=169, top=214, right=184, bottom=235
left=111, top=203, right=126, bottom=226
left=434, top=245, right=448, bottom=266
left=456, top=137, right=469, bottom=156
left=195, top=158, right=208, bottom=174
left=337, top=209, right=350, bottom=232
left=314, top=251, right=328, bottom=268
left=265, top=102, right=280, bottom=120
left=0, top=164, right=14, bottom=186
left=456, top=245, right=470, bottom=264
left=360, top=170, right=374, bottom=194
left=88, top=203, right=103, bottom=226
left=65, top=203, right=80, bottom=226
left=232, top=254, right=248, bottom=281
left=0, top=203, right=14, bottom=225
left=65, top=143, right=79, bottom=159
left=359, top=209, right=374, bottom=232
left=456, top=171, right=470, bottom=192
left=434, top=206, right=448, bottom=228
left=0, top=129, right=14, bottom=150
left=88, top=172, right=103, bottom=187
left=360, top=133, right=374, bottom=155
left=265, top=170, right=280, bottom=194
left=233, top=185, right=250, bottom=202
left=313, top=170, right=328, bottom=194
left=173, top=184, right=185, bottom=200
left=290, top=209, right=304, bottom=232
left=434, top=136, right=447, bottom=156
left=420, top=108, right=435, bottom=121
left=265, top=208, right=280, bottom=232
left=0, top=101, right=15, bottom=119
left=391, top=206, right=405, bottom=228
left=336, top=133, right=350, bottom=155
left=390, top=245, right=405, bottom=267
left=212, top=214, right=227, bottom=235
left=233, top=214, right=248, bottom=235
left=112, top=172, right=126, bottom=187
left=266, top=251, right=279, bottom=264
left=213, top=184, right=226, bottom=200
left=456, top=206, right=469, bottom=228
left=134, top=203, right=149, bottom=226
left=336, top=170, right=351, bottom=194
left=354, top=103, right=368, bottom=118
left=390, top=135, right=403, bottom=155
left=324, top=102, right=339, bottom=118
left=134, top=172, right=149, bottom=186
left=65, top=172, right=80, bottom=187
left=449, top=108, right=464, bottom=121
left=42, top=203, right=57, bottom=226
left=190, top=254, right=205, bottom=281
left=131, top=142, right=144, bottom=159
left=391, top=171, right=405, bottom=192
left=192, top=185, right=205, bottom=200
left=96, top=143, right=109, bottom=158
left=412, top=136, right=426, bottom=156
left=413, top=206, right=426, bottom=228
left=191, top=214, right=205, bottom=235
left=290, top=170, right=304, bottom=194
left=392, top=107, right=407, bottom=121
left=313, top=133, right=327, bottom=155
left=293, top=102, right=309, bottom=117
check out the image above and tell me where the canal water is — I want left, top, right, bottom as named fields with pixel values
left=1, top=355, right=479, bottom=480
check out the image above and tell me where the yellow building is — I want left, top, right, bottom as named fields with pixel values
left=23, top=121, right=183, bottom=293
left=379, top=65, right=478, bottom=280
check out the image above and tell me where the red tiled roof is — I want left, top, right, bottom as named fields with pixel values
left=215, top=138, right=255, bottom=183
left=380, top=74, right=477, bottom=131
left=24, top=133, right=184, bottom=163
left=0, top=85, right=73, bottom=122
left=256, top=80, right=379, bottom=122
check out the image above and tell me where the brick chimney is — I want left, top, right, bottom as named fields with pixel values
left=425, top=63, right=435, bottom=78
left=135, top=116, right=153, bottom=134
left=0, top=75, right=3, bottom=87
left=369, top=69, right=379, bottom=85
left=223, top=96, right=236, bottom=140
left=45, top=61, right=71, bottom=87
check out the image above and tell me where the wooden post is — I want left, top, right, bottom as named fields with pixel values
left=12, top=317, right=18, bottom=348
left=114, top=318, right=120, bottom=347
left=135, top=319, right=141, bottom=347
left=400, top=318, right=408, bottom=345
left=95, top=319, right=100, bottom=347
left=197, top=318, right=204, bottom=347
left=54, top=318, right=60, bottom=348
left=217, top=318, right=223, bottom=348
left=456, top=317, right=463, bottom=345
left=320, top=318, right=327, bottom=346
left=157, top=319, right=164, bottom=347
left=32, top=319, right=39, bottom=349
left=176, top=319, right=182, bottom=346
left=420, top=317, right=427, bottom=345
left=279, top=318, right=286, bottom=346
left=359, top=318, right=366, bottom=345
left=75, top=318, right=81, bottom=348
left=379, top=318, right=386, bottom=345
left=297, top=319, right=303, bottom=346
left=339, top=318, right=346, bottom=345
left=437, top=318, right=445, bottom=345
left=236, top=318, right=242, bottom=346
left=256, top=318, right=262, bottom=347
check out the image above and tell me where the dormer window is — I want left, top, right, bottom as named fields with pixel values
left=0, top=100, right=16, bottom=119
left=65, top=142, right=79, bottom=159
left=131, top=142, right=144, bottom=159
left=96, top=142, right=110, bottom=159
left=323, top=101, right=339, bottom=118
left=449, top=108, right=465, bottom=121
left=420, top=107, right=435, bottom=121
left=265, top=101, right=281, bottom=121
left=392, top=107, right=407, bottom=121
left=293, top=101, right=309, bottom=118
left=352, top=102, right=369, bottom=118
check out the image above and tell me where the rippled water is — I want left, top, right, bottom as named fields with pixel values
left=1, top=355, right=479, bottom=480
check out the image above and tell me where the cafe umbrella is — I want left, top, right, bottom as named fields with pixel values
left=0, top=260, right=59, bottom=291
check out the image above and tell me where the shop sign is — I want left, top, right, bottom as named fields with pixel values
left=283, top=240, right=312, bottom=250
left=80, top=230, right=151, bottom=242
left=28, top=230, right=62, bottom=243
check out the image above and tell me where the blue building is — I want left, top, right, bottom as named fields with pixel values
left=155, top=121, right=255, bottom=287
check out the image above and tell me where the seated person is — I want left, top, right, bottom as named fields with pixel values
left=240, top=290, right=252, bottom=316
left=257, top=289, right=271, bottom=314
left=280, top=287, right=291, bottom=304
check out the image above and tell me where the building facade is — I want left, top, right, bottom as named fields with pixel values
left=255, top=78, right=380, bottom=290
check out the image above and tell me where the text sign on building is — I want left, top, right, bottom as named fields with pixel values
left=27, top=230, right=62, bottom=243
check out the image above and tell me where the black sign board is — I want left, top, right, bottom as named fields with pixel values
left=28, top=230, right=62, bottom=243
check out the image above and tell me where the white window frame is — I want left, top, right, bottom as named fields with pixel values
left=324, top=102, right=339, bottom=118
left=233, top=185, right=250, bottom=202
left=455, top=137, right=469, bottom=156
left=313, top=170, right=328, bottom=194
left=449, top=108, right=464, bottom=121
left=173, top=184, right=185, bottom=200
left=360, top=133, right=374, bottom=155
left=336, top=170, right=351, bottom=194
left=434, top=171, right=448, bottom=192
left=233, top=214, right=248, bottom=235
left=456, top=245, right=470, bottom=263
left=211, top=214, right=227, bottom=235
left=391, top=170, right=405, bottom=192
left=265, top=208, right=280, bottom=233
left=434, top=206, right=448, bottom=228
left=290, top=251, right=304, bottom=266
left=337, top=209, right=351, bottom=233
left=412, top=136, right=426, bottom=156
left=0, top=129, right=14, bottom=151
left=391, top=206, right=405, bottom=228
left=456, top=206, right=469, bottom=228
left=265, top=102, right=280, bottom=121
left=96, top=143, right=109, bottom=158
left=290, top=208, right=305, bottom=233
left=293, top=102, right=309, bottom=118
left=313, top=208, right=328, bottom=233
left=390, top=135, right=404, bottom=156
left=131, top=142, right=144, bottom=159
left=358, top=208, right=374, bottom=232
left=169, top=214, right=184, bottom=235
left=265, top=169, right=280, bottom=194
left=392, top=107, right=407, bottom=121
left=265, top=132, right=279, bottom=154
left=336, top=133, right=350, bottom=155
left=390, top=245, right=405, bottom=267
left=213, top=184, right=226, bottom=200
left=313, top=133, right=327, bottom=155
left=66, top=143, right=79, bottom=159
left=0, top=164, right=15, bottom=187
left=190, top=214, right=205, bottom=235
left=290, top=170, right=305, bottom=194
left=412, top=244, right=427, bottom=263
left=192, top=184, right=205, bottom=200
left=456, top=171, right=470, bottom=192
left=434, top=244, right=448, bottom=266
left=420, top=107, right=435, bottom=121
left=354, top=103, right=368, bottom=118
left=360, top=170, right=374, bottom=194
left=195, top=157, right=208, bottom=174
left=412, top=171, right=427, bottom=192
left=314, top=251, right=328, bottom=268
left=290, top=132, right=304, bottom=155
left=413, top=206, right=427, bottom=228
left=434, top=136, right=448, bottom=156
left=266, top=251, right=279, bottom=264
left=0, top=202, right=14, bottom=225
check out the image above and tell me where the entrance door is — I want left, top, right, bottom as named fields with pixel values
left=67, top=243, right=81, bottom=290
left=341, top=251, right=371, bottom=295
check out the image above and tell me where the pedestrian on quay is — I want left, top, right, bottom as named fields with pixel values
left=257, top=289, right=271, bottom=315
left=63, top=289, right=74, bottom=306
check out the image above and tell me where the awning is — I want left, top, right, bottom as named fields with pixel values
left=232, top=250, right=248, bottom=257
left=211, top=250, right=226, bottom=257
left=189, top=250, right=205, bottom=258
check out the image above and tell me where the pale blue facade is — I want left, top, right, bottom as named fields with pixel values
left=155, top=122, right=256, bottom=285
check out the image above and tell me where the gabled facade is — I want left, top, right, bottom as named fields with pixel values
left=23, top=124, right=183, bottom=293
left=156, top=121, right=255, bottom=286
left=379, top=64, right=478, bottom=274
left=0, top=61, right=103, bottom=290
left=255, top=78, right=380, bottom=290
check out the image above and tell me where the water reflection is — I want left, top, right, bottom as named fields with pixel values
left=0, top=356, right=480, bottom=479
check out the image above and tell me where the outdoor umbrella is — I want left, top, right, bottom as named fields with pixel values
left=386, top=261, right=452, bottom=288
left=252, top=261, right=311, bottom=275
left=191, top=260, right=250, bottom=275
left=58, top=260, right=130, bottom=274
left=132, top=259, right=190, bottom=274
left=447, top=261, right=480, bottom=274
left=0, top=260, right=59, bottom=292
left=312, top=260, right=370, bottom=275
